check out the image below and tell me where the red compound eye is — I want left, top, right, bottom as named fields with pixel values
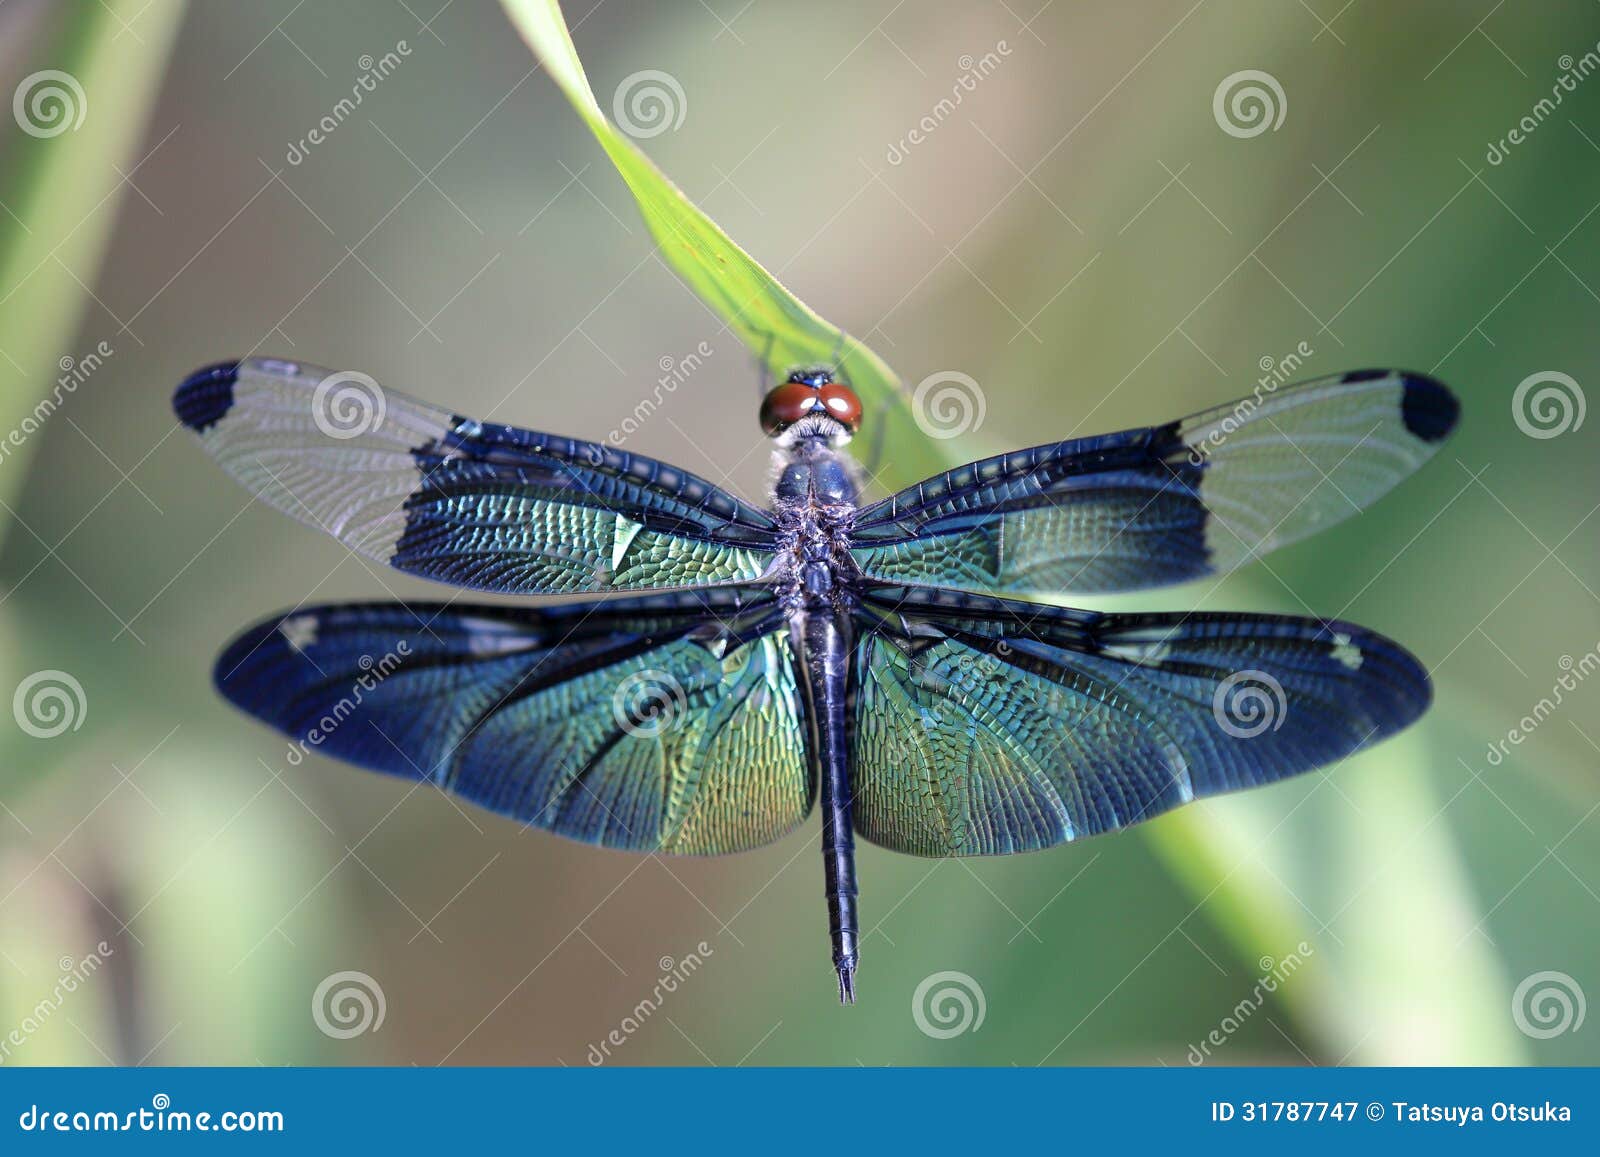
left=818, top=382, right=863, bottom=432
left=760, top=382, right=822, bottom=435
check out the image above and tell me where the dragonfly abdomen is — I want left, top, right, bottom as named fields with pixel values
left=794, top=606, right=859, bottom=1003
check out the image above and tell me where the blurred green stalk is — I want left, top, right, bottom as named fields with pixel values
left=0, top=0, right=188, bottom=528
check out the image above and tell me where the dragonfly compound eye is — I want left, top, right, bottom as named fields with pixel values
left=760, top=381, right=824, bottom=435
left=818, top=382, right=863, bottom=433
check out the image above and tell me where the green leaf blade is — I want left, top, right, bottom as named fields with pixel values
left=498, top=0, right=954, bottom=486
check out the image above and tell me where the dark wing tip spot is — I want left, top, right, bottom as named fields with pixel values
left=174, top=360, right=240, bottom=432
left=1397, top=372, right=1460, bottom=444
left=1340, top=369, right=1459, bottom=444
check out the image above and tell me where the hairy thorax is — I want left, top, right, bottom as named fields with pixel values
left=770, top=443, right=859, bottom=613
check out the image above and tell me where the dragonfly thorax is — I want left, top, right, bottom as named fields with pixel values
left=772, top=440, right=859, bottom=612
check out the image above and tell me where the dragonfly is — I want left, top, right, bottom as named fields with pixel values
left=174, top=357, right=1457, bottom=1003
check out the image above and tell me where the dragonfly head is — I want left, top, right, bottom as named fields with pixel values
left=759, top=368, right=863, bottom=443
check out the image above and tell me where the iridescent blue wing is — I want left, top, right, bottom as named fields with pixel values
left=849, top=585, right=1430, bottom=856
left=174, top=359, right=776, bottom=595
left=851, top=371, right=1457, bottom=596
left=215, top=589, right=811, bottom=854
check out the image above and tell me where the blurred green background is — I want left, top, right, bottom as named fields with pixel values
left=1, top=0, right=1597, bottom=1066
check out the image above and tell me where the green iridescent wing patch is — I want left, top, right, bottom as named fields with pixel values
left=214, top=589, right=812, bottom=855
left=849, top=586, right=1431, bottom=857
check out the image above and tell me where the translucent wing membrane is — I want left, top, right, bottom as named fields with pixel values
left=174, top=359, right=776, bottom=595
left=850, top=585, right=1431, bottom=856
left=851, top=371, right=1458, bottom=596
left=216, top=589, right=811, bottom=854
